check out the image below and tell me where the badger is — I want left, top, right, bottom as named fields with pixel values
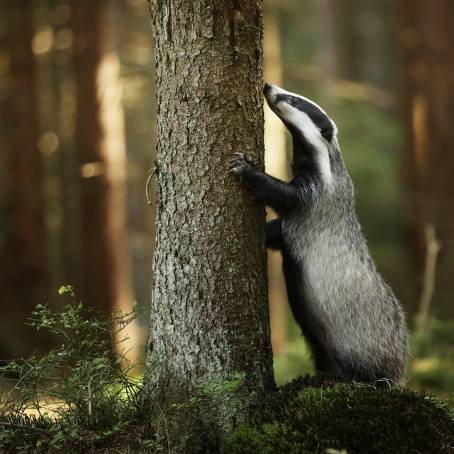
left=229, top=83, right=409, bottom=384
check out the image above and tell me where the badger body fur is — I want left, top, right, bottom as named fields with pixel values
left=230, top=83, right=409, bottom=384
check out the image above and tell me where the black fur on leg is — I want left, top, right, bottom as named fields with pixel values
left=229, top=152, right=298, bottom=215
left=266, top=219, right=283, bottom=250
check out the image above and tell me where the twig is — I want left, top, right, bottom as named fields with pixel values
left=145, top=162, right=158, bottom=206
left=87, top=377, right=92, bottom=417
left=415, top=223, right=441, bottom=340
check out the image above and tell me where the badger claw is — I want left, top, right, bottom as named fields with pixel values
left=233, top=152, right=255, bottom=164
left=229, top=152, right=256, bottom=176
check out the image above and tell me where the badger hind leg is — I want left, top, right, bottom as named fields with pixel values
left=335, top=352, right=405, bottom=386
left=307, top=338, right=344, bottom=377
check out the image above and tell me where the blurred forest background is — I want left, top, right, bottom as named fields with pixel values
left=1, top=0, right=453, bottom=402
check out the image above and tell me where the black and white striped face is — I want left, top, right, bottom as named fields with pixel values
left=264, top=83, right=338, bottom=183
left=263, top=83, right=337, bottom=147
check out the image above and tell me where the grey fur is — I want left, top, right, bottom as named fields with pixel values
left=285, top=138, right=408, bottom=383
left=230, top=84, right=409, bottom=384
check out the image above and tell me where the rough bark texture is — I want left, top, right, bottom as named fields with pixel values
left=146, top=0, right=274, bottom=422
left=0, top=0, right=51, bottom=357
left=396, top=1, right=454, bottom=318
left=73, top=2, right=138, bottom=355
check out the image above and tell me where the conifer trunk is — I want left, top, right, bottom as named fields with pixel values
left=145, top=0, right=274, bottom=426
left=0, top=0, right=51, bottom=357
left=73, top=1, right=138, bottom=357
left=263, top=0, right=289, bottom=356
left=396, top=0, right=454, bottom=318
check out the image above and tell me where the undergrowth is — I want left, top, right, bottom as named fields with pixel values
left=0, top=286, right=245, bottom=453
left=0, top=285, right=156, bottom=452
left=1, top=288, right=453, bottom=453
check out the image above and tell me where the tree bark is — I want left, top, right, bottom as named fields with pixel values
left=72, top=1, right=139, bottom=358
left=396, top=0, right=454, bottom=318
left=145, top=0, right=274, bottom=429
left=0, top=0, right=51, bottom=357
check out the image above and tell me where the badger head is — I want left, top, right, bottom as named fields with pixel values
left=264, top=83, right=338, bottom=184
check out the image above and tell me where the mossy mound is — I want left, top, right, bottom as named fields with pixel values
left=224, top=374, right=454, bottom=454
left=2, top=374, right=454, bottom=453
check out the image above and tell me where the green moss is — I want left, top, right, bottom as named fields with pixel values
left=224, top=374, right=454, bottom=454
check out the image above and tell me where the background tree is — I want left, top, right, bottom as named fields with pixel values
left=328, top=0, right=395, bottom=89
left=396, top=0, right=454, bottom=319
left=263, top=0, right=289, bottom=356
left=72, top=0, right=139, bottom=358
left=0, top=0, right=51, bottom=357
left=145, top=0, right=275, bottom=429
left=117, top=0, right=157, bottom=329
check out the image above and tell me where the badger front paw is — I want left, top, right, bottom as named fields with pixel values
left=229, top=152, right=256, bottom=177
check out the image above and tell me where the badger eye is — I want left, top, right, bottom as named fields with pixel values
left=321, top=128, right=332, bottom=141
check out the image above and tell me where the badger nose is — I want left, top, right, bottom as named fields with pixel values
left=263, top=82, right=272, bottom=94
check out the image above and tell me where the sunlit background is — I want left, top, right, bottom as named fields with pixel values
left=1, top=0, right=453, bottom=403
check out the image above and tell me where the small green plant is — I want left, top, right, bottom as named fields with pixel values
left=57, top=284, right=75, bottom=297
left=0, top=288, right=153, bottom=453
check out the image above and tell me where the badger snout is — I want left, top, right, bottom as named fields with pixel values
left=263, top=82, right=279, bottom=106
left=263, top=82, right=273, bottom=94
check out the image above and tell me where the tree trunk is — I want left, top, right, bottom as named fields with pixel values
left=50, top=0, right=83, bottom=295
left=396, top=0, right=454, bottom=318
left=0, top=0, right=51, bottom=357
left=145, top=0, right=274, bottom=431
left=72, top=1, right=139, bottom=359
left=328, top=0, right=395, bottom=89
